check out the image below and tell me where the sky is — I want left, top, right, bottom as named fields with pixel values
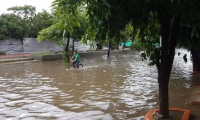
left=0, top=0, right=54, bottom=14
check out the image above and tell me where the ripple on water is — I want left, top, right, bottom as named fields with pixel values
left=0, top=49, right=198, bottom=119
left=3, top=94, right=24, bottom=100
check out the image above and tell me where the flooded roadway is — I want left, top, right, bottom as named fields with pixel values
left=0, top=49, right=200, bottom=120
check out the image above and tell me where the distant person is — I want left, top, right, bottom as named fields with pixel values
left=70, top=51, right=81, bottom=68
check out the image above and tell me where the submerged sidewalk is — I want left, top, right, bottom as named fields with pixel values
left=0, top=53, right=39, bottom=65
left=0, top=53, right=30, bottom=59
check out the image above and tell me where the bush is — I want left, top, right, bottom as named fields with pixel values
left=96, top=43, right=103, bottom=51
left=130, top=41, right=144, bottom=51
left=61, top=50, right=68, bottom=62
left=0, top=51, right=6, bottom=55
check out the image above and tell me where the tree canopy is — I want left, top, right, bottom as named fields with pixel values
left=7, top=5, right=36, bottom=20
left=0, top=13, right=24, bottom=40
left=7, top=5, right=36, bottom=41
left=37, top=1, right=88, bottom=61
left=31, top=10, right=53, bottom=38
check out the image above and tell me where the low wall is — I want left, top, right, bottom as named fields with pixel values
left=78, top=49, right=132, bottom=59
left=31, top=50, right=132, bottom=61
left=0, top=38, right=95, bottom=54
left=31, top=54, right=63, bottom=61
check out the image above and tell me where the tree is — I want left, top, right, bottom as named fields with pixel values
left=0, top=13, right=24, bottom=40
left=7, top=5, right=36, bottom=45
left=38, top=1, right=87, bottom=61
left=7, top=5, right=36, bottom=19
left=120, top=23, right=134, bottom=49
left=71, top=6, right=88, bottom=41
left=30, top=10, right=53, bottom=38
left=37, top=23, right=63, bottom=45
left=0, top=14, right=11, bottom=40
left=70, top=6, right=88, bottom=52
left=53, top=0, right=200, bottom=118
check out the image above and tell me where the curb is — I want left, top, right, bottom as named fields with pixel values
left=0, top=57, right=33, bottom=63
left=0, top=53, right=29, bottom=59
left=144, top=108, right=190, bottom=120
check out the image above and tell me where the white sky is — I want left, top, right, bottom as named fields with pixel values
left=0, top=0, right=54, bottom=14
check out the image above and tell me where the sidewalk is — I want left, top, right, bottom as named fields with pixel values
left=0, top=53, right=30, bottom=59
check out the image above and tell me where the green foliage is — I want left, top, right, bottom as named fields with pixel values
left=7, top=5, right=36, bottom=39
left=37, top=0, right=86, bottom=52
left=178, top=26, right=200, bottom=50
left=0, top=51, right=6, bottom=55
left=52, top=0, right=81, bottom=31
left=37, top=23, right=63, bottom=45
left=52, top=0, right=200, bottom=65
left=120, top=23, right=134, bottom=42
left=96, top=43, right=102, bottom=50
left=30, top=10, right=53, bottom=38
left=61, top=50, right=68, bottom=62
left=130, top=38, right=161, bottom=66
left=130, top=41, right=144, bottom=52
left=0, top=14, right=11, bottom=40
left=7, top=5, right=36, bottom=20
left=2, top=5, right=53, bottom=39
left=71, top=6, right=88, bottom=41
left=0, top=13, right=24, bottom=40
left=130, top=22, right=161, bottom=66
left=2, top=5, right=36, bottom=41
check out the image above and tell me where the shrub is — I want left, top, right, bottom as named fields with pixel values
left=0, top=51, right=6, bottom=55
left=61, top=50, right=68, bottom=62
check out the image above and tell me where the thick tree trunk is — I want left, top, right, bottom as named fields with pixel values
left=158, top=83, right=169, bottom=117
left=158, top=5, right=181, bottom=118
left=158, top=67, right=170, bottom=118
left=158, top=13, right=171, bottom=118
left=107, top=42, right=111, bottom=58
left=191, top=49, right=200, bottom=71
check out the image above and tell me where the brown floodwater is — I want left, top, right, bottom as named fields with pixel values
left=0, top=49, right=200, bottom=120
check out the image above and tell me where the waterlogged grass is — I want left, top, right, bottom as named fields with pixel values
left=30, top=51, right=54, bottom=56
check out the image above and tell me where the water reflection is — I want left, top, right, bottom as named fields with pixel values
left=0, top=49, right=199, bottom=120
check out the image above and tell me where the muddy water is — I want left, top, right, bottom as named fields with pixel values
left=0, top=49, right=200, bottom=120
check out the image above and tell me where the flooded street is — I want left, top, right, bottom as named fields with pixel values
left=0, top=49, right=200, bottom=120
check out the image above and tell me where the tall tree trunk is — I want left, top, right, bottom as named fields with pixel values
left=65, top=32, right=70, bottom=61
left=158, top=5, right=181, bottom=118
left=107, top=41, right=111, bottom=58
left=191, top=49, right=200, bottom=71
left=158, top=13, right=171, bottom=118
left=158, top=65, right=171, bottom=118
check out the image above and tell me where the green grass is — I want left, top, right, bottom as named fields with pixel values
left=30, top=51, right=54, bottom=56
left=0, top=51, right=6, bottom=55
